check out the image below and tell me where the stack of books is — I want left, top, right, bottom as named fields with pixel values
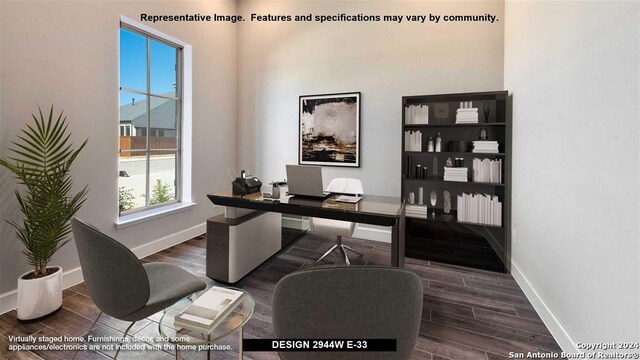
left=472, top=158, right=503, bottom=183
left=404, top=130, right=422, bottom=151
left=456, top=108, right=478, bottom=124
left=405, top=204, right=427, bottom=219
left=404, top=105, right=429, bottom=124
left=444, top=167, right=468, bottom=182
left=456, top=193, right=502, bottom=226
left=174, top=286, right=244, bottom=333
left=472, top=140, right=499, bottom=153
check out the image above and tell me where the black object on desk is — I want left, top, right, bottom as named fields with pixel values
left=232, top=175, right=262, bottom=195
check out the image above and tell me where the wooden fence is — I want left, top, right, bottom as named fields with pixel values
left=119, top=136, right=177, bottom=157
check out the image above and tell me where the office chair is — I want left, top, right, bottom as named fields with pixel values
left=311, top=178, right=364, bottom=265
left=272, top=267, right=423, bottom=360
left=70, top=218, right=206, bottom=358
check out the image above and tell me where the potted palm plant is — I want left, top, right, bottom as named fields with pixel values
left=0, top=105, right=87, bottom=320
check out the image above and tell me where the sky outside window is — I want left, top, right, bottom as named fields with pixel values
left=120, top=28, right=178, bottom=105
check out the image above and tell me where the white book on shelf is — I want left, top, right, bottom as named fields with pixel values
left=491, top=196, right=496, bottom=226
left=422, top=105, right=427, bottom=124
left=409, top=105, right=416, bottom=125
left=496, top=196, right=501, bottom=226
left=422, top=105, right=429, bottom=124
left=480, top=194, right=485, bottom=224
left=486, top=194, right=491, bottom=224
left=467, top=193, right=473, bottom=223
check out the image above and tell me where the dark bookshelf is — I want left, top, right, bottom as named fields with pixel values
left=401, top=91, right=511, bottom=272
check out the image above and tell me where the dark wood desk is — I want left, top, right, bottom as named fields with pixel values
left=207, top=190, right=406, bottom=267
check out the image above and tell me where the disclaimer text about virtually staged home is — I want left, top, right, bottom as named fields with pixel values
left=6, top=335, right=640, bottom=359
left=139, top=12, right=500, bottom=24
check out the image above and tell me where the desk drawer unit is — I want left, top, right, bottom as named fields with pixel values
left=207, top=210, right=281, bottom=283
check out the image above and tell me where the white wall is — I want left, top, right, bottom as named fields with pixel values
left=504, top=0, right=640, bottom=352
left=0, top=1, right=238, bottom=297
left=237, top=0, right=505, bottom=196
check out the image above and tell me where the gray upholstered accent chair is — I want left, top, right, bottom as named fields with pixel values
left=71, top=218, right=206, bottom=357
left=272, top=266, right=423, bottom=360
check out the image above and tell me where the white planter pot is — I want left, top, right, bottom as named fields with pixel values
left=17, top=266, right=63, bottom=321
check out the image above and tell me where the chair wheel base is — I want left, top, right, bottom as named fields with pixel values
left=314, top=242, right=363, bottom=266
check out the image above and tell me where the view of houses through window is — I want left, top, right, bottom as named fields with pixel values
left=118, top=25, right=181, bottom=214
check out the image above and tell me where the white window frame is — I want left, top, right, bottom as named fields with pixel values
left=116, top=16, right=193, bottom=228
left=120, top=124, right=132, bottom=136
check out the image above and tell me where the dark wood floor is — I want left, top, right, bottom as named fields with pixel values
left=0, top=232, right=562, bottom=360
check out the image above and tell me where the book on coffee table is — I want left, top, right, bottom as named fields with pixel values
left=174, top=286, right=244, bottom=333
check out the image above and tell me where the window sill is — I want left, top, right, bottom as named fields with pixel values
left=115, top=202, right=196, bottom=229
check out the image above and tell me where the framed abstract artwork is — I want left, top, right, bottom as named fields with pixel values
left=299, top=92, right=360, bottom=167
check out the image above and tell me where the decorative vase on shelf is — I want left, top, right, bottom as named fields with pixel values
left=443, top=191, right=451, bottom=214
left=483, top=102, right=491, bottom=122
left=430, top=191, right=437, bottom=218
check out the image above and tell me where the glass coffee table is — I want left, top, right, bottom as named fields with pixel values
left=159, top=287, right=255, bottom=360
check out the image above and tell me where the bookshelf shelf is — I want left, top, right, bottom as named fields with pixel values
left=404, top=177, right=505, bottom=187
left=401, top=90, right=510, bottom=272
left=403, top=122, right=506, bottom=128
left=403, top=151, right=505, bottom=156
left=405, top=207, right=504, bottom=228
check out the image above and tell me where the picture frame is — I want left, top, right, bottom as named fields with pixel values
left=299, top=92, right=361, bottom=167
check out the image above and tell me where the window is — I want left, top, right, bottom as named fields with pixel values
left=118, top=21, right=186, bottom=215
left=120, top=124, right=132, bottom=136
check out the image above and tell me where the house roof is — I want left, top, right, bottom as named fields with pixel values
left=119, top=94, right=177, bottom=130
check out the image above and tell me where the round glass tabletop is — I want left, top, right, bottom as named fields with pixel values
left=158, top=287, right=255, bottom=346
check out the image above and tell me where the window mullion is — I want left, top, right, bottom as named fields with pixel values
left=145, top=36, right=151, bottom=207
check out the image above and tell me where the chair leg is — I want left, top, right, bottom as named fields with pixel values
left=72, top=312, right=103, bottom=360
left=314, top=244, right=338, bottom=264
left=338, top=245, right=350, bottom=266
left=315, top=235, right=363, bottom=265
left=342, top=245, right=363, bottom=256
left=86, top=311, right=103, bottom=336
left=114, top=321, right=136, bottom=359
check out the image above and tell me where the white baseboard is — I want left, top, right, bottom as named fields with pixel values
left=353, top=225, right=391, bottom=243
left=510, top=261, right=579, bottom=355
left=283, top=215, right=391, bottom=243
left=0, top=291, right=18, bottom=316
left=282, top=216, right=309, bottom=230
left=130, top=222, right=205, bottom=258
left=0, top=222, right=206, bottom=315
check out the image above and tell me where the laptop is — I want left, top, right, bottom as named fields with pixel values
left=286, top=165, right=331, bottom=199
